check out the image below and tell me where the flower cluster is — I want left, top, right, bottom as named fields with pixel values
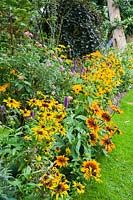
left=72, top=51, right=125, bottom=99
left=1, top=86, right=123, bottom=200
left=0, top=48, right=130, bottom=200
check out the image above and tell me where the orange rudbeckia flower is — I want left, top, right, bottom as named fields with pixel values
left=55, top=155, right=69, bottom=168
left=100, top=134, right=115, bottom=152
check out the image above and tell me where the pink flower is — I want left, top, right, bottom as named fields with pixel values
left=46, top=60, right=52, bottom=67
left=60, top=66, right=65, bottom=71
left=18, top=76, right=24, bottom=81
left=2, top=54, right=7, bottom=58
left=58, top=57, right=63, bottom=63
left=29, top=33, right=33, bottom=37
left=24, top=31, right=29, bottom=36
left=35, top=41, right=42, bottom=48
left=24, top=31, right=33, bottom=38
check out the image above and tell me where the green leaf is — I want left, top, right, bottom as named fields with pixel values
left=23, top=81, right=31, bottom=86
left=23, top=166, right=31, bottom=179
left=87, top=96, right=93, bottom=106
left=0, top=194, right=17, bottom=200
left=0, top=149, right=11, bottom=156
left=12, top=148, right=16, bottom=156
left=27, top=182, right=38, bottom=189
left=75, top=138, right=81, bottom=156
left=83, top=141, right=91, bottom=160
left=71, top=145, right=78, bottom=160
left=66, top=127, right=75, bottom=144
left=9, top=179, right=22, bottom=190
left=75, top=115, right=87, bottom=121
left=16, top=83, right=23, bottom=91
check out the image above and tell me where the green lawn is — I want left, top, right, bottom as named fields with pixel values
left=78, top=89, right=133, bottom=200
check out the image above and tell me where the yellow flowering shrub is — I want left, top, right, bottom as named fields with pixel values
left=0, top=48, right=132, bottom=200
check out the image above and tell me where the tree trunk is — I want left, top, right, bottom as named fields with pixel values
left=107, top=0, right=126, bottom=50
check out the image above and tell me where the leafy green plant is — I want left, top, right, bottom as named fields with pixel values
left=108, top=42, right=133, bottom=92
left=0, top=0, right=33, bottom=54
left=0, top=37, right=73, bottom=104
left=0, top=161, right=16, bottom=200
left=114, top=0, right=133, bottom=36
left=0, top=48, right=129, bottom=199
left=0, top=91, right=121, bottom=199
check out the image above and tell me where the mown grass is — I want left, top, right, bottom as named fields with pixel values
left=78, top=89, right=133, bottom=200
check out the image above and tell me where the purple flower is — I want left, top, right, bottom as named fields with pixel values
left=63, top=96, right=73, bottom=109
left=80, top=66, right=85, bottom=73
left=30, top=111, right=34, bottom=118
left=64, top=96, right=69, bottom=109
left=72, top=60, right=77, bottom=73
left=73, top=60, right=77, bottom=70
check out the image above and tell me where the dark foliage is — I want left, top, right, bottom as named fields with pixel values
left=37, top=0, right=104, bottom=57
left=59, top=1, right=101, bottom=56
left=56, top=0, right=104, bottom=57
